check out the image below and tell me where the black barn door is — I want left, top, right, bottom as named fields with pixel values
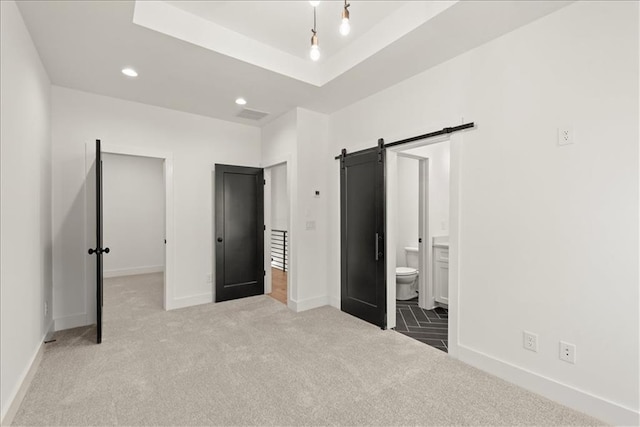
left=340, top=145, right=386, bottom=328
left=87, top=139, right=109, bottom=344
left=215, top=165, right=264, bottom=302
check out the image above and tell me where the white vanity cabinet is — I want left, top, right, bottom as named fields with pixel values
left=433, top=245, right=449, bottom=305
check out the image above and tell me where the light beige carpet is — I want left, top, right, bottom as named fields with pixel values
left=12, top=273, right=601, bottom=426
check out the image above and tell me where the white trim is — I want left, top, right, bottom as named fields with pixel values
left=289, top=295, right=328, bottom=312
left=0, top=342, right=44, bottom=425
left=447, top=131, right=463, bottom=358
left=54, top=312, right=89, bottom=331
left=386, top=132, right=454, bottom=335
left=457, top=345, right=639, bottom=426
left=328, top=296, right=340, bottom=309
left=385, top=151, right=398, bottom=329
left=263, top=168, right=273, bottom=295
left=168, top=293, right=213, bottom=310
left=103, top=265, right=164, bottom=278
left=418, top=157, right=435, bottom=309
left=86, top=141, right=174, bottom=312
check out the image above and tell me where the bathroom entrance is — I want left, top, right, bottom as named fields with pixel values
left=393, top=144, right=450, bottom=352
left=336, top=122, right=472, bottom=355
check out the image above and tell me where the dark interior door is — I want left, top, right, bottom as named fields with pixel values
left=87, top=139, right=109, bottom=344
left=340, top=146, right=386, bottom=328
left=215, top=164, right=264, bottom=302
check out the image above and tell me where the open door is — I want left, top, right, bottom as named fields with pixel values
left=340, top=141, right=386, bottom=328
left=87, top=139, right=109, bottom=344
left=215, top=164, right=264, bottom=302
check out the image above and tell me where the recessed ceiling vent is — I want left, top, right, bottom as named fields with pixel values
left=237, top=108, right=269, bottom=121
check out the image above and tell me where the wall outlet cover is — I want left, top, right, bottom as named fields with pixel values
left=559, top=341, right=576, bottom=364
left=558, top=127, right=574, bottom=146
left=523, top=331, right=538, bottom=352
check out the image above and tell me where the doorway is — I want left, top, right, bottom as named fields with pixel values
left=102, top=153, right=166, bottom=316
left=265, top=163, right=289, bottom=305
left=385, top=131, right=464, bottom=357
left=394, top=145, right=450, bottom=352
left=85, top=142, right=174, bottom=343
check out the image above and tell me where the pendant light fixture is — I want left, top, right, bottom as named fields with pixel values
left=340, top=0, right=351, bottom=36
left=310, top=6, right=320, bottom=61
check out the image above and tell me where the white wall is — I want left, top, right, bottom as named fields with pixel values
left=261, top=108, right=330, bottom=310
left=0, top=0, right=53, bottom=420
left=296, top=108, right=329, bottom=307
left=52, top=87, right=261, bottom=327
left=327, top=1, right=638, bottom=424
left=102, top=153, right=165, bottom=277
left=270, top=163, right=288, bottom=231
left=406, top=142, right=451, bottom=242
left=396, top=156, right=419, bottom=265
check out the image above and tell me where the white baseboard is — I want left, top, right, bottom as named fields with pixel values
left=103, top=265, right=164, bottom=278
left=290, top=295, right=329, bottom=312
left=1, top=341, right=44, bottom=426
left=457, top=344, right=639, bottom=426
left=54, top=312, right=89, bottom=331
left=168, top=293, right=212, bottom=310
left=328, top=296, right=340, bottom=309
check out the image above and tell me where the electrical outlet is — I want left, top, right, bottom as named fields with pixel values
left=558, top=127, right=574, bottom=146
left=206, top=274, right=213, bottom=284
left=44, top=301, right=48, bottom=317
left=523, top=331, right=538, bottom=352
left=559, top=341, right=576, bottom=364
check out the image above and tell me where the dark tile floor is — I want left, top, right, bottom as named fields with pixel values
left=395, top=298, right=448, bottom=352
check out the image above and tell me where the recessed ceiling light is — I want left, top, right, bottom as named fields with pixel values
left=235, top=98, right=247, bottom=106
left=121, top=68, right=138, bottom=77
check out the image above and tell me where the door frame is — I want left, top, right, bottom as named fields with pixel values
left=85, top=142, right=174, bottom=313
left=261, top=156, right=293, bottom=308
left=396, top=153, right=435, bottom=309
left=385, top=131, right=463, bottom=357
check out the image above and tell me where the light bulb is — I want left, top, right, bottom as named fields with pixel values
left=309, top=1, right=320, bottom=6
left=310, top=45, right=320, bottom=61
left=339, top=18, right=350, bottom=36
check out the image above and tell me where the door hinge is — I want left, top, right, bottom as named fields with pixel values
left=377, top=138, right=384, bottom=163
left=263, top=270, right=266, bottom=276
left=263, top=179, right=266, bottom=185
left=264, top=225, right=266, bottom=231
left=340, top=148, right=347, bottom=169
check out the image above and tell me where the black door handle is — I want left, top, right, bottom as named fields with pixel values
left=217, top=237, right=223, bottom=243
left=88, top=247, right=110, bottom=255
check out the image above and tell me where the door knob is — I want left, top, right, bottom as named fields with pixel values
left=217, top=237, right=223, bottom=242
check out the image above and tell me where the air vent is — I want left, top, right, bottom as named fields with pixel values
left=237, top=108, right=269, bottom=121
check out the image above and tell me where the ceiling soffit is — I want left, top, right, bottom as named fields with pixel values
left=132, top=1, right=458, bottom=87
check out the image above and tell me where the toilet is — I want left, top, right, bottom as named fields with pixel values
left=396, top=247, right=419, bottom=300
